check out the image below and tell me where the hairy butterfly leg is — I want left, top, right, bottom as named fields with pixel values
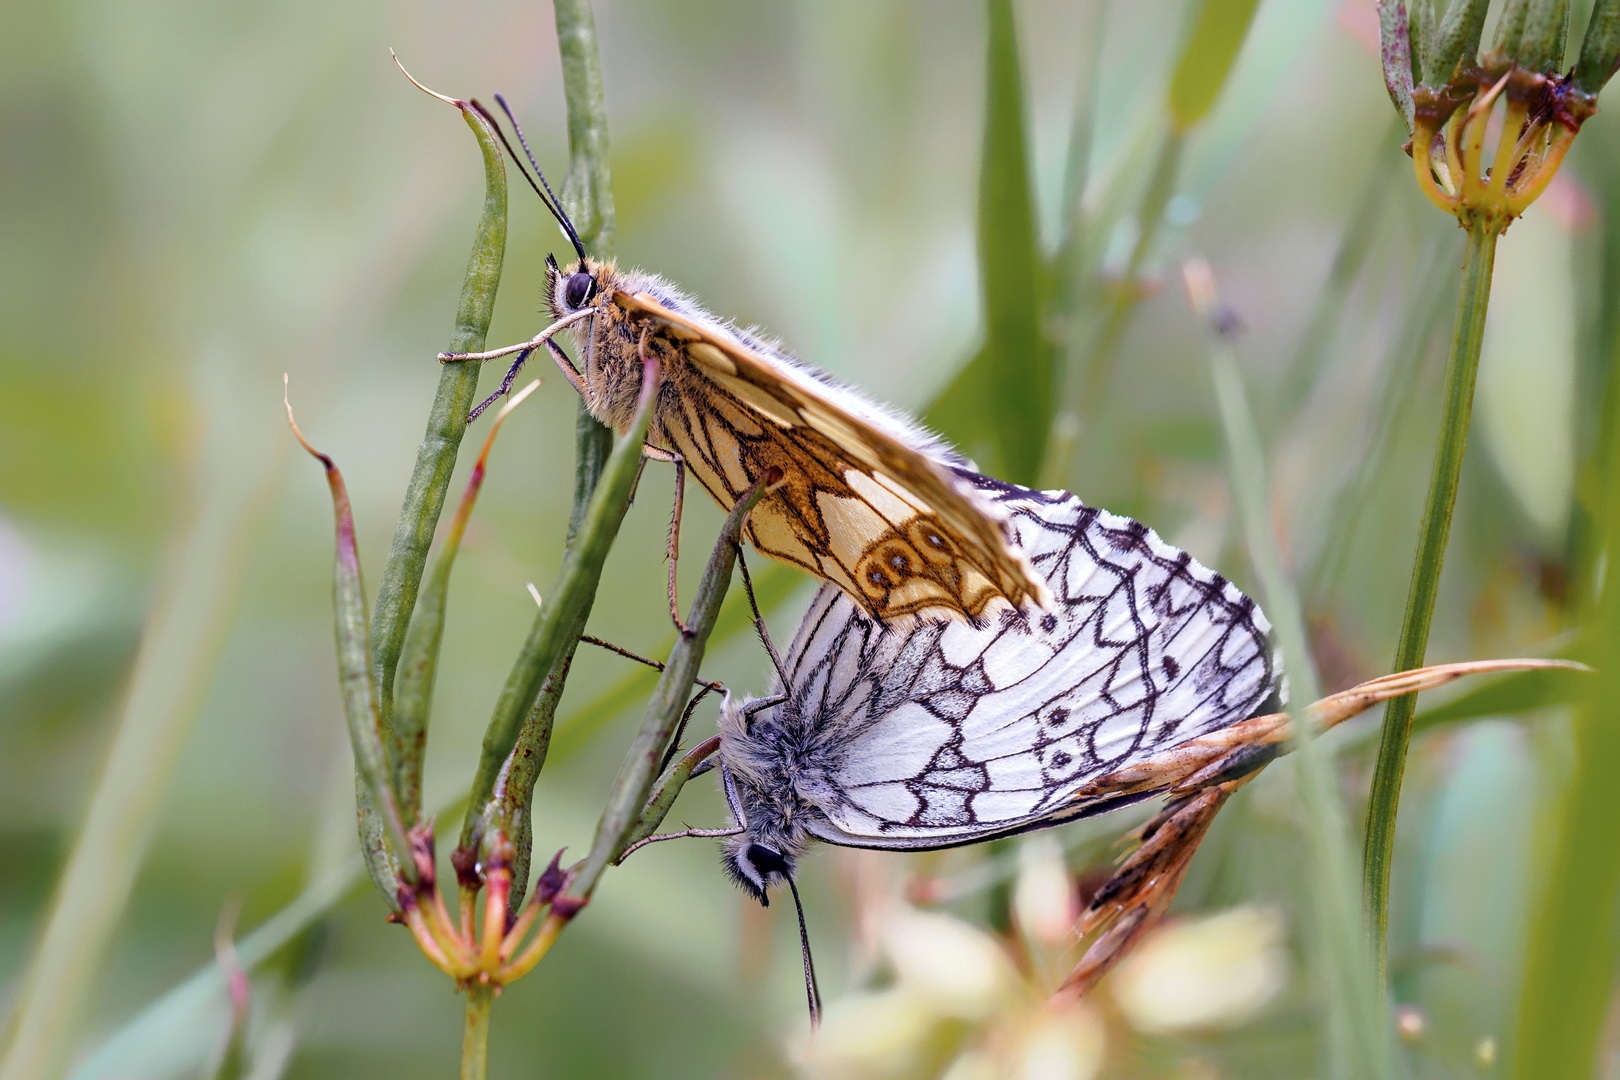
left=468, top=347, right=536, bottom=422
left=735, top=546, right=788, bottom=687
left=639, top=443, right=691, bottom=635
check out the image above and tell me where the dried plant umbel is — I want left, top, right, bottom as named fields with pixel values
left=286, top=15, right=787, bottom=1073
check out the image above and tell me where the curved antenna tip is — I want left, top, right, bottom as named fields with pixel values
left=390, top=50, right=464, bottom=108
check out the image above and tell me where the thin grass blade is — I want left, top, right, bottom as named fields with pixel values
left=926, top=0, right=1047, bottom=483
left=1193, top=261, right=1397, bottom=1080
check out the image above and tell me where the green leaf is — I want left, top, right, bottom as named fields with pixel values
left=286, top=423, right=410, bottom=905
left=395, top=383, right=540, bottom=827
left=1168, top=0, right=1263, bottom=131
left=929, top=0, right=1048, bottom=484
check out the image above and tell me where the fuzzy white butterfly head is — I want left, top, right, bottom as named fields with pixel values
left=715, top=691, right=811, bottom=903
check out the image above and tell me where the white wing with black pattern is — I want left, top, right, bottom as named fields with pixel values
left=771, top=475, right=1280, bottom=850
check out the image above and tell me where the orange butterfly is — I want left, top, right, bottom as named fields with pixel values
left=452, top=102, right=1047, bottom=624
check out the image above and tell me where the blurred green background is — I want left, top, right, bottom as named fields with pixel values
left=2, top=0, right=1615, bottom=1077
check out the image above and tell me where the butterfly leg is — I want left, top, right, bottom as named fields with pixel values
left=616, top=824, right=744, bottom=863
left=542, top=337, right=585, bottom=395
left=640, top=444, right=691, bottom=635
left=660, top=682, right=721, bottom=771
left=438, top=307, right=593, bottom=364
left=614, top=734, right=739, bottom=863
left=466, top=347, right=535, bottom=422
left=735, top=547, right=789, bottom=686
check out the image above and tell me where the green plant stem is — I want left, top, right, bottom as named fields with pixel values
left=555, top=0, right=616, bottom=259
left=369, top=106, right=506, bottom=732
left=554, top=0, right=616, bottom=539
left=562, top=484, right=765, bottom=907
left=460, top=985, right=493, bottom=1080
left=459, top=0, right=621, bottom=898
left=1363, top=221, right=1499, bottom=975
left=1210, top=343, right=1395, bottom=1080
left=459, top=375, right=656, bottom=853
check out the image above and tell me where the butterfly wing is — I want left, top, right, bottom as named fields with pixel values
left=773, top=478, right=1279, bottom=850
left=613, top=289, right=1049, bottom=621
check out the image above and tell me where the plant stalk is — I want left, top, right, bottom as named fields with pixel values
left=370, top=105, right=506, bottom=731
left=1362, top=221, right=1499, bottom=972
left=1210, top=334, right=1396, bottom=1080
left=460, top=985, right=494, bottom=1080
left=562, top=482, right=766, bottom=906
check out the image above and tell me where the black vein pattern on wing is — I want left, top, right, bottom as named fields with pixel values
left=747, top=475, right=1278, bottom=849
left=652, top=369, right=1010, bottom=616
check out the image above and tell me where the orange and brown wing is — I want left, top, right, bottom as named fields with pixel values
left=614, top=290, right=1049, bottom=621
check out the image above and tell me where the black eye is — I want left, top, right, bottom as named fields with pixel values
left=745, top=844, right=792, bottom=877
left=563, top=271, right=596, bottom=309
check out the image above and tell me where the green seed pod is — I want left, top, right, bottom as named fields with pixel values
left=1423, top=0, right=1491, bottom=88
left=1575, top=0, right=1620, bottom=93
left=1518, top=0, right=1570, bottom=73
left=1378, top=0, right=1418, bottom=130
left=1491, top=0, right=1532, bottom=57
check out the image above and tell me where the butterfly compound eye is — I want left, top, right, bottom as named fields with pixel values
left=563, top=271, right=597, bottom=309
left=745, top=844, right=792, bottom=880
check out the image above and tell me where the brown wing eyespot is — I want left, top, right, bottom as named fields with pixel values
left=907, top=518, right=960, bottom=566
left=855, top=535, right=955, bottom=606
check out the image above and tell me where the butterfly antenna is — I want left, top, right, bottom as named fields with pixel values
left=784, top=874, right=823, bottom=1027
left=493, top=92, right=590, bottom=264
left=735, top=545, right=789, bottom=688
left=466, top=100, right=561, bottom=228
